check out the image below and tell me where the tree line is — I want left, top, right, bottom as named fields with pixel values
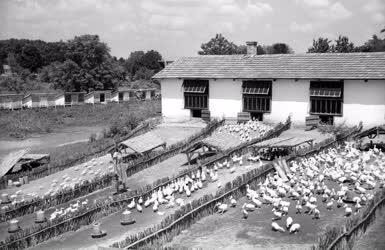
left=0, top=35, right=164, bottom=93
left=198, top=28, right=385, bottom=55
left=1, top=28, right=384, bottom=93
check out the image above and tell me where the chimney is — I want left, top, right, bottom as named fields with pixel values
left=246, top=41, right=258, bottom=55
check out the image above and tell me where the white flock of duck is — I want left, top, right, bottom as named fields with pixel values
left=217, top=120, right=273, bottom=142
left=1, top=157, right=115, bottom=209
left=213, top=143, right=385, bottom=235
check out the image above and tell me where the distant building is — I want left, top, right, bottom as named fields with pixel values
left=55, top=92, right=86, bottom=106
left=154, top=41, right=385, bottom=126
left=85, top=90, right=112, bottom=104
left=22, top=93, right=56, bottom=108
left=0, top=94, right=23, bottom=110
left=111, top=87, right=132, bottom=102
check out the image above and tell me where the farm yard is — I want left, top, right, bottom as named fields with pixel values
left=166, top=140, right=385, bottom=250
left=0, top=118, right=283, bottom=249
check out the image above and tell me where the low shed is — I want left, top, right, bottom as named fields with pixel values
left=119, top=132, right=166, bottom=160
left=0, top=150, right=50, bottom=178
left=0, top=94, right=23, bottom=110
left=85, top=90, right=112, bottom=104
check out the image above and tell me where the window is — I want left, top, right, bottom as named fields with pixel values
left=242, top=81, right=272, bottom=113
left=151, top=91, right=155, bottom=98
left=183, top=80, right=208, bottom=110
left=310, top=81, right=343, bottom=116
left=100, top=93, right=105, bottom=103
left=65, top=94, right=71, bottom=104
left=119, top=92, right=124, bottom=101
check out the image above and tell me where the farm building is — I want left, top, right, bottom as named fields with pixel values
left=154, top=42, right=385, bottom=127
left=111, top=87, right=131, bottom=102
left=84, top=90, right=112, bottom=104
left=55, top=92, right=86, bottom=106
left=0, top=94, right=23, bottom=110
left=22, top=93, right=57, bottom=108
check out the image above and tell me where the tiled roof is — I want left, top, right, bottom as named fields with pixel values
left=153, top=52, right=385, bottom=80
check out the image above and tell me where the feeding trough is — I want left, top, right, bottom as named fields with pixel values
left=120, top=209, right=135, bottom=225
left=8, top=219, right=21, bottom=233
left=91, top=222, right=107, bottom=238
left=1, top=193, right=11, bottom=204
left=35, top=210, right=46, bottom=223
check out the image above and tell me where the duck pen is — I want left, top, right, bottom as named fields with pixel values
left=110, top=123, right=364, bottom=250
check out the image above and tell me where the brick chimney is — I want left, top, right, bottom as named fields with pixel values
left=246, top=41, right=258, bottom=55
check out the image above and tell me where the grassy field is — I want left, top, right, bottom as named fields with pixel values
left=0, top=100, right=161, bottom=139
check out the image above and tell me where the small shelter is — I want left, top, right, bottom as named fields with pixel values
left=0, top=94, right=23, bottom=110
left=119, top=132, right=166, bottom=160
left=85, top=90, right=112, bottom=104
left=22, top=93, right=56, bottom=108
left=249, top=136, right=314, bottom=160
left=0, top=149, right=50, bottom=178
left=354, top=125, right=385, bottom=150
left=55, top=92, right=86, bottom=106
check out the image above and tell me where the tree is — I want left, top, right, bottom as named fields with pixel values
left=133, top=67, right=154, bottom=80
left=19, top=44, right=43, bottom=72
left=357, top=35, right=385, bottom=52
left=308, top=37, right=332, bottom=53
left=198, top=34, right=241, bottom=55
left=266, top=43, right=293, bottom=54
left=331, top=35, right=355, bottom=53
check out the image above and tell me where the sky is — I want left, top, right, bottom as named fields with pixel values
left=0, top=0, right=384, bottom=60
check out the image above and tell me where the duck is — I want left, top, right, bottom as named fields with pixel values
left=286, top=217, right=293, bottom=229
left=136, top=203, right=142, bottom=213
left=326, top=199, right=334, bottom=210
left=215, top=202, right=228, bottom=214
left=127, top=199, right=136, bottom=209
left=242, top=207, right=248, bottom=219
left=296, top=201, right=302, bottom=214
left=138, top=196, right=143, bottom=204
left=289, top=223, right=301, bottom=234
left=230, top=196, right=237, bottom=207
left=344, top=204, right=352, bottom=216
left=243, top=203, right=256, bottom=211
left=271, top=222, right=285, bottom=232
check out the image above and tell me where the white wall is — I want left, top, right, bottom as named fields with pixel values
left=55, top=95, right=65, bottom=106
left=210, top=79, right=242, bottom=119
left=161, top=79, right=190, bottom=118
left=264, top=79, right=309, bottom=124
left=335, top=80, right=385, bottom=127
left=85, top=95, right=94, bottom=104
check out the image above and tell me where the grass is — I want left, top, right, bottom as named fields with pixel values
left=0, top=100, right=161, bottom=138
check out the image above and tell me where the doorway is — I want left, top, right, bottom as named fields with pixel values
left=250, top=112, right=263, bottom=121
left=191, top=109, right=202, bottom=118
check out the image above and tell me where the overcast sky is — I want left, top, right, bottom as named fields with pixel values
left=0, top=0, right=384, bottom=59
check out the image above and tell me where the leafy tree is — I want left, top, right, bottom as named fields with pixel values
left=133, top=67, right=154, bottom=80
left=331, top=35, right=355, bottom=53
left=308, top=37, right=332, bottom=53
left=198, top=34, right=241, bottom=55
left=266, top=43, right=293, bottom=54
left=357, top=35, right=385, bottom=52
left=19, top=44, right=43, bottom=72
